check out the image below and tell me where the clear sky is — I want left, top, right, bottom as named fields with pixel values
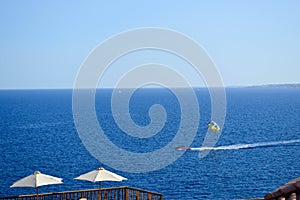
left=0, top=0, right=299, bottom=89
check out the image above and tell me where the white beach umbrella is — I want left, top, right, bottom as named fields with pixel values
left=10, top=171, right=63, bottom=199
left=74, top=167, right=127, bottom=189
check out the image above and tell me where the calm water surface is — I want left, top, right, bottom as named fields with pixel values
left=0, top=88, right=299, bottom=200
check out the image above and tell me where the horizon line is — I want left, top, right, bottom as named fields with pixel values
left=0, top=83, right=299, bottom=90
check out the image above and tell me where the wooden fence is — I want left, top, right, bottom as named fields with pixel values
left=0, top=186, right=163, bottom=200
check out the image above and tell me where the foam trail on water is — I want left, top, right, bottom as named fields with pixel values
left=191, top=139, right=300, bottom=151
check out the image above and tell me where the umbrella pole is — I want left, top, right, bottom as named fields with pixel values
left=36, top=187, right=38, bottom=200
left=98, top=182, right=102, bottom=200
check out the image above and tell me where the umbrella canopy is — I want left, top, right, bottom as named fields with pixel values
left=75, top=167, right=127, bottom=183
left=11, top=170, right=63, bottom=199
left=75, top=167, right=127, bottom=200
left=11, top=171, right=63, bottom=188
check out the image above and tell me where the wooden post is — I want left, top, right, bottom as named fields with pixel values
left=98, top=188, right=102, bottom=200
left=125, top=187, right=129, bottom=200
left=147, top=193, right=151, bottom=200
left=296, top=192, right=300, bottom=200
left=136, top=190, right=139, bottom=200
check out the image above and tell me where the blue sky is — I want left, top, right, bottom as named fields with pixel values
left=0, top=1, right=299, bottom=89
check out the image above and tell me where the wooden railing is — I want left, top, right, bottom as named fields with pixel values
left=0, top=186, right=163, bottom=200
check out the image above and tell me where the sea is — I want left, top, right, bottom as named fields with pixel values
left=0, top=87, right=299, bottom=200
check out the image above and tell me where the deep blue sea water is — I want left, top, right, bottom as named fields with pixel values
left=0, top=88, right=299, bottom=199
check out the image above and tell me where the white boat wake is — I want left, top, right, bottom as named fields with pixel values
left=189, top=139, right=300, bottom=151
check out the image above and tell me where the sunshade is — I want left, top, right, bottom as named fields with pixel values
left=75, top=167, right=127, bottom=188
left=11, top=171, right=63, bottom=199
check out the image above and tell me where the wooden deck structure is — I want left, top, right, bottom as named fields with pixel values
left=264, top=177, right=300, bottom=200
left=0, top=186, right=163, bottom=200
